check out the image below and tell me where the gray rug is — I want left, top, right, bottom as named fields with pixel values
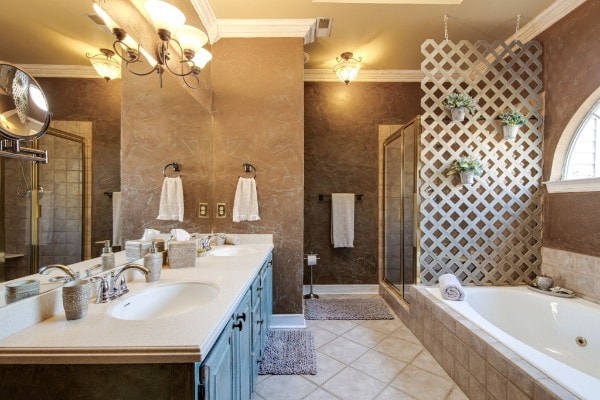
left=305, top=298, right=394, bottom=320
left=259, top=329, right=317, bottom=375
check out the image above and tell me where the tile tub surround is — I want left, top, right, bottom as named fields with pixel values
left=0, top=235, right=273, bottom=362
left=380, top=284, right=580, bottom=400
left=541, top=247, right=600, bottom=304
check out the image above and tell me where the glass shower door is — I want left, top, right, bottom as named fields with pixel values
left=383, top=118, right=420, bottom=300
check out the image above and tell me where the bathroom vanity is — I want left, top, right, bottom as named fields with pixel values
left=0, top=235, right=273, bottom=400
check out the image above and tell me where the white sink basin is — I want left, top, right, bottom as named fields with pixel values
left=109, top=282, right=219, bottom=321
left=211, top=247, right=258, bottom=257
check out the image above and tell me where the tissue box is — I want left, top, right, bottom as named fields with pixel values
left=125, top=240, right=152, bottom=261
left=168, top=241, right=197, bottom=269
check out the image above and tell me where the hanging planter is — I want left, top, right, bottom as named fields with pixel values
left=443, top=92, right=477, bottom=122
left=498, top=109, right=527, bottom=141
left=459, top=171, right=475, bottom=185
left=445, top=156, right=484, bottom=185
left=502, top=124, right=520, bottom=140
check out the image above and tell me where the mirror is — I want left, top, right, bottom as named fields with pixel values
left=0, top=62, right=51, bottom=140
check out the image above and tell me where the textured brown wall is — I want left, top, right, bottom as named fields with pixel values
left=120, top=69, right=213, bottom=240
left=537, top=0, right=600, bottom=255
left=211, top=38, right=305, bottom=314
left=37, top=78, right=121, bottom=255
left=304, top=82, right=422, bottom=284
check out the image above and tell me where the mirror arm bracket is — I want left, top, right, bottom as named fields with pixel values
left=0, top=139, right=48, bottom=163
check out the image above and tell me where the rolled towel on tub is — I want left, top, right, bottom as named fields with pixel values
left=438, top=273, right=465, bottom=301
left=224, top=235, right=241, bottom=245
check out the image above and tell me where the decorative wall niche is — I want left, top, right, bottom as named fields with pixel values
left=419, top=39, right=543, bottom=285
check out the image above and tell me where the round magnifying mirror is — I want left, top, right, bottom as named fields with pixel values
left=0, top=62, right=51, bottom=140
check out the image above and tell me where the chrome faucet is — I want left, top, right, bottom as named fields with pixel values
left=39, top=264, right=79, bottom=282
left=95, top=264, right=150, bottom=303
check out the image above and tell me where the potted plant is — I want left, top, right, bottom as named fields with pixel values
left=443, top=92, right=477, bottom=122
left=498, top=109, right=527, bottom=140
left=445, top=156, right=484, bottom=185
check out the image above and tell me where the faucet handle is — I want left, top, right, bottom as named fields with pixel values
left=118, top=275, right=129, bottom=296
left=95, top=275, right=111, bottom=303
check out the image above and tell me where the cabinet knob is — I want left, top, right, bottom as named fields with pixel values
left=235, top=312, right=246, bottom=322
left=233, top=320, right=243, bottom=331
left=257, top=286, right=263, bottom=291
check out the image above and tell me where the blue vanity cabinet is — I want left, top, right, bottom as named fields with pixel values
left=199, top=252, right=273, bottom=400
left=198, top=318, right=234, bottom=400
left=233, top=290, right=253, bottom=400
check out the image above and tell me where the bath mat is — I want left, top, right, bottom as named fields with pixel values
left=259, top=329, right=317, bottom=375
left=305, top=298, right=394, bottom=320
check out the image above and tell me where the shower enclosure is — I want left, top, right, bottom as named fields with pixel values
left=383, top=117, right=421, bottom=300
left=0, top=128, right=85, bottom=281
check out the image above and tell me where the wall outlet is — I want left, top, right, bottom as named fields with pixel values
left=198, top=203, right=209, bottom=218
left=216, top=202, right=227, bottom=218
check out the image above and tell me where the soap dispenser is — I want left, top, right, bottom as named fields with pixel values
left=97, top=240, right=115, bottom=271
left=144, top=242, right=162, bottom=282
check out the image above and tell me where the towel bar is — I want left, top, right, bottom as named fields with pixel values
left=318, top=194, right=363, bottom=202
left=241, top=162, right=257, bottom=178
left=163, top=162, right=181, bottom=177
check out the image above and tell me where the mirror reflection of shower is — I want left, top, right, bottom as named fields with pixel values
left=16, top=160, right=43, bottom=200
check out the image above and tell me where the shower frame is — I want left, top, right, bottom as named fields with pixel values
left=382, top=117, right=422, bottom=301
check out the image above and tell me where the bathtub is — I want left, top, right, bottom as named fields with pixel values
left=427, top=286, right=600, bottom=400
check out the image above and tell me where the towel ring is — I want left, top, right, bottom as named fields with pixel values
left=242, top=163, right=257, bottom=178
left=163, top=162, right=181, bottom=177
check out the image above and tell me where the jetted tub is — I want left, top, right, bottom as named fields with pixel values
left=427, top=286, right=600, bottom=400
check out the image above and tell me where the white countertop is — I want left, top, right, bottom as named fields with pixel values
left=0, top=235, right=273, bottom=364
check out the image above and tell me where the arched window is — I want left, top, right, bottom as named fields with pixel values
left=563, top=100, right=600, bottom=180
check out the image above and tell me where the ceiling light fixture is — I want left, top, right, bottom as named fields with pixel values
left=92, top=1, right=212, bottom=89
left=333, top=52, right=362, bottom=85
left=87, top=48, right=121, bottom=81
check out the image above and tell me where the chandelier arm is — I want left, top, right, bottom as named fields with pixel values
left=182, top=74, right=200, bottom=89
left=123, top=62, right=160, bottom=77
left=160, top=39, right=198, bottom=78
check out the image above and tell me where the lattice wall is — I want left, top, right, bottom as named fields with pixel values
left=419, top=40, right=543, bottom=285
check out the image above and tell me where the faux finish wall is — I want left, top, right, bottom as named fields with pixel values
left=304, top=82, right=422, bottom=285
left=120, top=38, right=305, bottom=314
left=211, top=38, right=305, bottom=314
left=537, top=0, right=600, bottom=256
left=38, top=78, right=121, bottom=254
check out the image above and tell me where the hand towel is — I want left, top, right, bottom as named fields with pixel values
left=157, top=177, right=184, bottom=222
left=171, top=228, right=191, bottom=241
left=233, top=177, right=260, bottom=222
left=141, top=228, right=160, bottom=241
left=331, top=193, right=355, bottom=248
left=112, top=191, right=122, bottom=246
left=439, top=273, right=465, bottom=301
left=224, top=235, right=241, bottom=245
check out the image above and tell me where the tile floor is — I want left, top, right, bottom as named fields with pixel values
left=254, top=295, right=468, bottom=400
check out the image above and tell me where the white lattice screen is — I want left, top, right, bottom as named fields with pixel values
left=419, top=40, right=543, bottom=285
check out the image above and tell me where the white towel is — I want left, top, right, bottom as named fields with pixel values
left=157, top=177, right=184, bottom=222
left=141, top=228, right=160, bottom=241
left=112, top=191, right=122, bottom=246
left=331, top=193, right=355, bottom=248
left=439, top=273, right=465, bottom=301
left=171, top=228, right=191, bottom=241
left=224, top=235, right=241, bottom=245
left=233, top=177, right=260, bottom=222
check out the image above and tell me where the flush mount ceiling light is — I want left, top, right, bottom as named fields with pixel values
left=92, top=0, right=212, bottom=89
left=86, top=48, right=121, bottom=81
left=333, top=52, right=362, bottom=85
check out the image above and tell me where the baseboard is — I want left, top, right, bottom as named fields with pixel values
left=270, top=314, right=306, bottom=329
left=303, top=284, right=379, bottom=295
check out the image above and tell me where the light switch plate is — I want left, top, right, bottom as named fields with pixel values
left=216, top=202, right=227, bottom=218
left=198, top=202, right=209, bottom=218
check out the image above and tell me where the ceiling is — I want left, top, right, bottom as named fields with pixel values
left=0, top=0, right=563, bottom=73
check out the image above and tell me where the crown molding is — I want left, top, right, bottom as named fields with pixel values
left=189, top=0, right=220, bottom=44
left=217, top=19, right=317, bottom=44
left=19, top=65, right=100, bottom=79
left=304, top=69, right=424, bottom=82
left=506, top=0, right=588, bottom=44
